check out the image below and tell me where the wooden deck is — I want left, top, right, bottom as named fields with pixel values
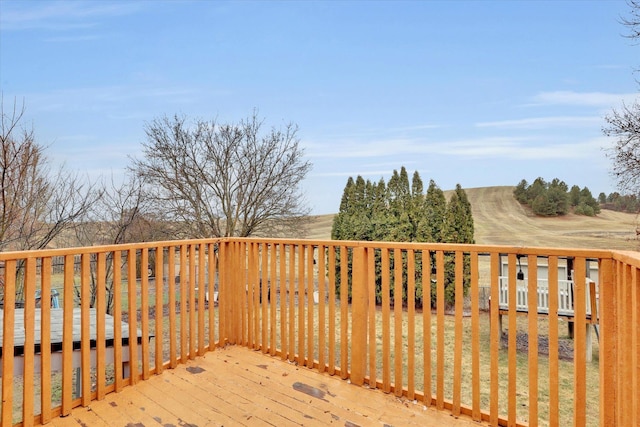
left=45, top=345, right=479, bottom=427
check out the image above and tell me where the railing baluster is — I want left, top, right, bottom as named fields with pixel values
left=197, top=243, right=206, bottom=357
left=508, top=253, right=517, bottom=425
left=351, top=247, right=367, bottom=386
left=548, top=256, right=559, bottom=426
left=168, top=246, right=177, bottom=368
left=318, top=244, right=327, bottom=372
left=367, top=247, right=376, bottom=388
left=262, top=243, right=269, bottom=353
left=187, top=245, right=195, bottom=360
left=112, top=251, right=124, bottom=391
left=289, top=244, right=297, bottom=363
left=306, top=244, right=314, bottom=368
left=61, top=255, right=75, bottom=415
left=407, top=249, right=416, bottom=401
left=423, top=249, right=432, bottom=408
left=141, top=248, right=151, bottom=376
left=394, top=248, right=403, bottom=397
left=270, top=243, right=277, bottom=357
left=436, top=250, right=445, bottom=410
left=382, top=247, right=391, bottom=393
left=247, top=242, right=255, bottom=349
left=633, top=264, right=640, bottom=427
left=22, top=257, right=36, bottom=427
left=340, top=245, right=349, bottom=379
left=96, top=252, right=107, bottom=399
left=298, top=244, right=306, bottom=366
left=279, top=244, right=288, bottom=361
left=490, top=252, right=500, bottom=426
left=179, top=244, right=187, bottom=361
left=470, top=252, right=481, bottom=421
left=453, top=251, right=463, bottom=416
left=155, top=246, right=165, bottom=369
left=127, top=248, right=139, bottom=385
left=327, top=245, right=336, bottom=374
left=208, top=243, right=217, bottom=351
left=573, top=257, right=587, bottom=426
left=40, top=257, right=53, bottom=422
left=80, top=253, right=91, bottom=405
left=1, top=260, right=16, bottom=425
left=527, top=255, right=538, bottom=427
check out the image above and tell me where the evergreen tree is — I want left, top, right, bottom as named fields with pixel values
left=439, top=185, right=474, bottom=306
left=514, top=179, right=529, bottom=204
left=409, top=171, right=425, bottom=241
left=579, top=187, right=601, bottom=214
left=331, top=177, right=355, bottom=240
left=333, top=170, right=474, bottom=308
left=528, top=177, right=547, bottom=204
left=422, top=180, right=447, bottom=242
left=369, top=179, right=390, bottom=241
left=532, top=193, right=555, bottom=216
left=548, top=179, right=569, bottom=215
left=569, top=185, right=582, bottom=207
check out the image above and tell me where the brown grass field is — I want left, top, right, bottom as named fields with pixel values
left=304, top=185, right=640, bottom=251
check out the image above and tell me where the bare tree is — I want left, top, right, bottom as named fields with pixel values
left=605, top=1, right=640, bottom=195
left=604, top=102, right=640, bottom=193
left=1, top=98, right=98, bottom=252
left=75, top=173, right=169, bottom=247
left=72, top=173, right=169, bottom=312
left=622, top=0, right=640, bottom=43
left=1, top=97, right=99, bottom=304
left=130, top=111, right=312, bottom=238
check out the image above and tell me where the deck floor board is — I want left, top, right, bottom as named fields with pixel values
left=47, top=345, right=480, bottom=427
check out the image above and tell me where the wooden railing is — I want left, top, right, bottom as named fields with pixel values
left=0, top=238, right=638, bottom=426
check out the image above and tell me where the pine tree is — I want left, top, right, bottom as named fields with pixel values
left=514, top=179, right=529, bottom=204
left=438, top=184, right=474, bottom=307
left=422, top=180, right=447, bottom=243
left=569, top=185, right=582, bottom=207
left=331, top=177, right=355, bottom=240
left=333, top=170, right=474, bottom=308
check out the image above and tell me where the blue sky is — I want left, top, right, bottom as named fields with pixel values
left=1, top=1, right=638, bottom=215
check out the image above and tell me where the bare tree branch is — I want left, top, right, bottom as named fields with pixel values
left=604, top=101, right=640, bottom=193
left=131, top=111, right=312, bottom=238
left=1, top=96, right=100, bottom=252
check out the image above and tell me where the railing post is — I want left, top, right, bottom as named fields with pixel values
left=350, top=246, right=368, bottom=386
left=599, top=258, right=616, bottom=426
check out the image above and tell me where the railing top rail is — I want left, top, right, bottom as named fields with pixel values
left=223, top=237, right=616, bottom=259
left=1, top=236, right=635, bottom=263
left=0, top=238, right=223, bottom=260
left=611, top=249, right=640, bottom=268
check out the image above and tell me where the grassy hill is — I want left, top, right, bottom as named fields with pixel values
left=305, top=186, right=640, bottom=251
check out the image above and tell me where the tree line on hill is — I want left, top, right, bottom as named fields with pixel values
left=331, top=167, right=474, bottom=308
left=598, top=192, right=640, bottom=213
left=514, top=178, right=601, bottom=217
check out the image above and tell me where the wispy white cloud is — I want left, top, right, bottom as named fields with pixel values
left=26, top=85, right=199, bottom=114
left=439, top=137, right=606, bottom=161
left=530, top=91, right=637, bottom=107
left=44, top=34, right=104, bottom=43
left=0, top=1, right=142, bottom=31
left=307, top=135, right=606, bottom=161
left=312, top=170, right=393, bottom=178
left=476, top=116, right=602, bottom=129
